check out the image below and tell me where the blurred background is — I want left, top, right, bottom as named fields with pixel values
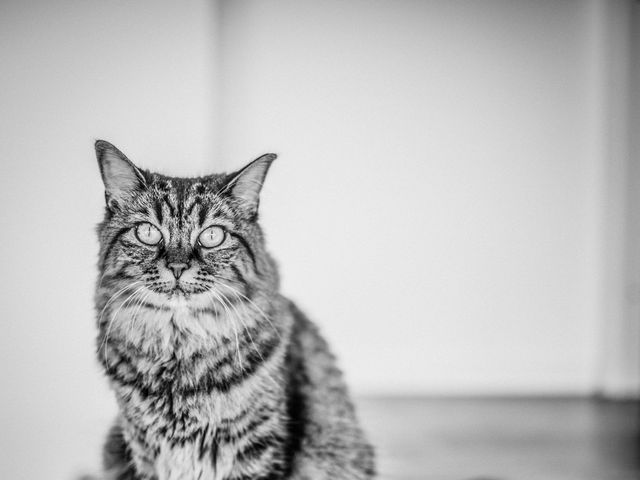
left=0, top=1, right=638, bottom=479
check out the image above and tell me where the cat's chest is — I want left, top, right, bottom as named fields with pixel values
left=109, top=319, right=235, bottom=439
left=126, top=399, right=247, bottom=480
left=153, top=435, right=234, bottom=480
left=113, top=358, right=215, bottom=440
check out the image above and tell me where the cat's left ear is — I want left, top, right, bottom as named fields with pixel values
left=221, top=153, right=277, bottom=216
left=95, top=140, right=147, bottom=211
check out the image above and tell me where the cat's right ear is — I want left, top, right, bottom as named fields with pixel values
left=95, top=140, right=147, bottom=211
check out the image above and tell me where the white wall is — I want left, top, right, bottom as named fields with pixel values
left=609, top=0, right=640, bottom=397
left=629, top=0, right=640, bottom=396
left=0, top=1, right=218, bottom=478
left=218, top=0, right=637, bottom=396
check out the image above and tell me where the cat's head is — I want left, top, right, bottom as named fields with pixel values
left=95, top=140, right=279, bottom=315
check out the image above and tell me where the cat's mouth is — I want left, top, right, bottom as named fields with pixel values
left=164, top=281, right=210, bottom=298
left=145, top=279, right=211, bottom=298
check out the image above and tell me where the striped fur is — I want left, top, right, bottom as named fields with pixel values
left=91, top=141, right=375, bottom=480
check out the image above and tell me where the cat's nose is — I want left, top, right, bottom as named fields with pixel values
left=168, top=262, right=189, bottom=279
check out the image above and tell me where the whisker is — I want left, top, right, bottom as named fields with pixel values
left=213, top=277, right=281, bottom=339
left=208, top=289, right=244, bottom=371
left=97, top=281, right=142, bottom=327
left=102, top=286, right=147, bottom=367
left=128, top=290, right=152, bottom=339
left=219, top=290, right=260, bottom=356
left=96, top=282, right=142, bottom=356
left=212, top=286, right=281, bottom=391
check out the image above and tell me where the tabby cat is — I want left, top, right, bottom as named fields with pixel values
left=91, top=141, right=375, bottom=480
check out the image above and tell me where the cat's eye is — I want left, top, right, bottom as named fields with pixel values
left=135, top=222, right=162, bottom=246
left=198, top=225, right=226, bottom=249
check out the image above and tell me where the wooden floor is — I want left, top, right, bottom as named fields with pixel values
left=356, top=397, right=640, bottom=480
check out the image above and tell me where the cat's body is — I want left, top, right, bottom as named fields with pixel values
left=92, top=141, right=374, bottom=480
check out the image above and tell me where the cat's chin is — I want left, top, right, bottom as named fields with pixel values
left=164, top=294, right=190, bottom=310
left=139, top=285, right=208, bottom=311
left=157, top=288, right=214, bottom=311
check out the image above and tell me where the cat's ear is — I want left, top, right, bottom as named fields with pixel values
left=95, top=140, right=147, bottom=211
left=221, top=153, right=277, bottom=216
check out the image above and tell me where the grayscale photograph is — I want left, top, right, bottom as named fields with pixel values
left=0, top=1, right=638, bottom=480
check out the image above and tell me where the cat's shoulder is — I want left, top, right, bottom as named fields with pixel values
left=280, top=297, right=324, bottom=340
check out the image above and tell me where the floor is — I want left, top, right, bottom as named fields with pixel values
left=356, top=397, right=640, bottom=480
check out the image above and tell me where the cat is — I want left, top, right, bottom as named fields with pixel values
left=91, top=140, right=375, bottom=480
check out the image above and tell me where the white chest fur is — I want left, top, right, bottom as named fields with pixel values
left=154, top=439, right=234, bottom=480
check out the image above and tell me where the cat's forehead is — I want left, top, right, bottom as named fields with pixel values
left=138, top=172, right=236, bottom=228
left=148, top=172, right=226, bottom=195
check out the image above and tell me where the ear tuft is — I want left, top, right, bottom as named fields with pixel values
left=95, top=140, right=146, bottom=210
left=222, top=153, right=276, bottom=215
